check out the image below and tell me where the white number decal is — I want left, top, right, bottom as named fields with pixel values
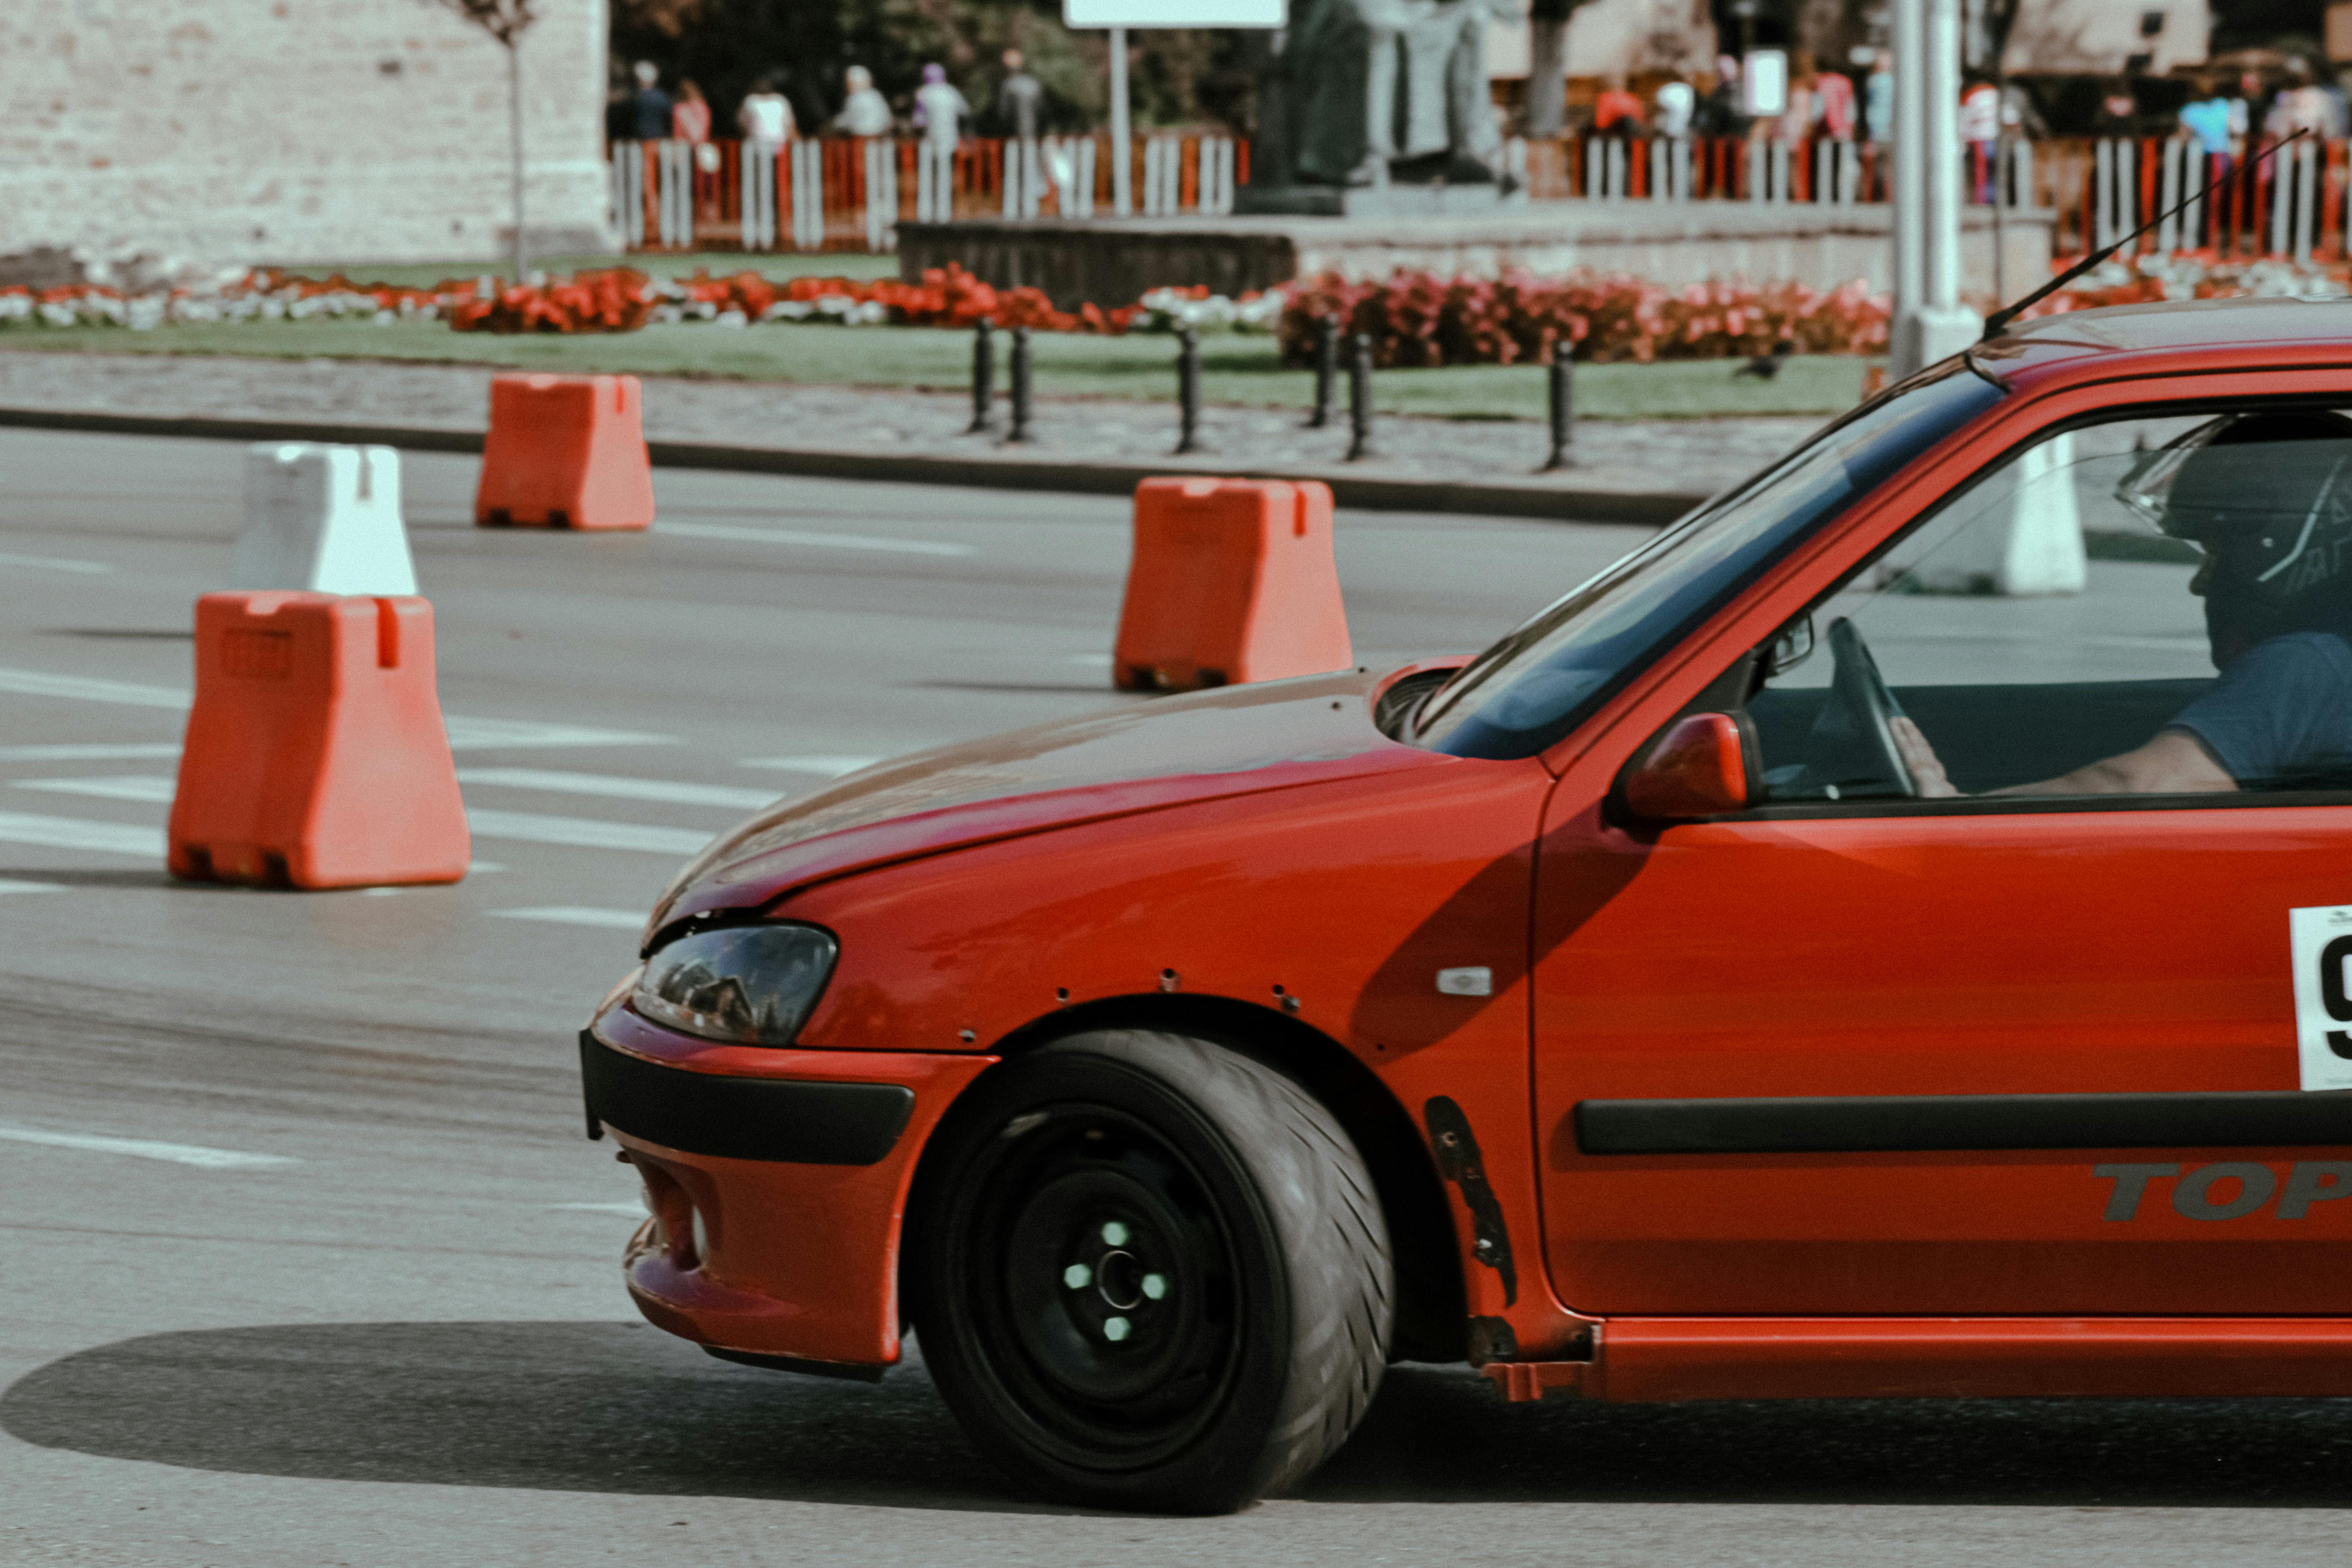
left=2288, top=906, right=2352, bottom=1091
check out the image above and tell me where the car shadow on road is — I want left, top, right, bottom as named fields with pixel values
left=7, top=1322, right=2352, bottom=1510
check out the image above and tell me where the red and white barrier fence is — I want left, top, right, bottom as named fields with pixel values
left=612, top=134, right=1247, bottom=252
left=613, top=131, right=2350, bottom=267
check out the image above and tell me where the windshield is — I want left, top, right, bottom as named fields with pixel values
left=1411, top=361, right=2007, bottom=760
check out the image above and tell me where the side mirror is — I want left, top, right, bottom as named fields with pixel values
left=1623, top=712, right=1752, bottom=820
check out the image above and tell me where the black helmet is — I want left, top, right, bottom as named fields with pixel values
left=2119, top=409, right=2352, bottom=634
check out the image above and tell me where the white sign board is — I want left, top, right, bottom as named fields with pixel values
left=2289, top=905, right=2352, bottom=1091
left=1742, top=48, right=1788, bottom=118
left=1064, top=0, right=1285, bottom=26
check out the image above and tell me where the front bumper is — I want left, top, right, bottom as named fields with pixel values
left=581, top=1015, right=996, bottom=1369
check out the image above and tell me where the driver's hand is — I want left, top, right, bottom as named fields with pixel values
left=1890, top=716, right=1958, bottom=798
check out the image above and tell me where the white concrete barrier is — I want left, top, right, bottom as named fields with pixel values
left=1895, top=431, right=2086, bottom=597
left=231, top=443, right=418, bottom=596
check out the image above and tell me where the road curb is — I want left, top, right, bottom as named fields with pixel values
left=0, top=404, right=1709, bottom=526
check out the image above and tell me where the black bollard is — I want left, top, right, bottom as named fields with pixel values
left=1008, top=325, right=1033, bottom=444
left=1542, top=351, right=1575, bottom=471
left=1306, top=317, right=1338, bottom=429
left=967, top=317, right=995, bottom=434
left=1345, top=332, right=1374, bottom=462
left=1175, top=327, right=1202, bottom=455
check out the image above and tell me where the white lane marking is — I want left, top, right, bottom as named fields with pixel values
left=1065, top=652, right=1115, bottom=665
left=444, top=717, right=673, bottom=751
left=16, top=775, right=171, bottom=803
left=0, top=743, right=182, bottom=761
left=661, top=521, right=972, bottom=557
left=8, top=781, right=702, bottom=860
left=0, top=668, right=184, bottom=708
left=459, top=768, right=776, bottom=811
left=0, top=879, right=64, bottom=894
left=0, top=1123, right=299, bottom=1170
left=0, top=551, right=113, bottom=575
left=464, top=808, right=714, bottom=857
left=0, top=669, right=670, bottom=750
left=738, top=754, right=885, bottom=777
left=0, top=811, right=166, bottom=857
left=548, top=1201, right=649, bottom=1215
left=490, top=906, right=648, bottom=930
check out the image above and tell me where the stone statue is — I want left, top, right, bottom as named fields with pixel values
left=1273, top=0, right=1526, bottom=191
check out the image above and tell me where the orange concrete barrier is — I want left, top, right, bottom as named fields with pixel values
left=475, top=372, right=656, bottom=530
left=168, top=592, right=470, bottom=889
left=1112, top=477, right=1352, bottom=691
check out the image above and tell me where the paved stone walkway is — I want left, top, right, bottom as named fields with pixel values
left=0, top=347, right=1827, bottom=505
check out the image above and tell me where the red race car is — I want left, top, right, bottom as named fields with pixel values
left=582, top=299, right=2352, bottom=1513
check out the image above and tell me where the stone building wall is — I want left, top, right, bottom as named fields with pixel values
left=0, top=0, right=616, bottom=271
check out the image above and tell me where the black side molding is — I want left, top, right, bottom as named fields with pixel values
left=579, top=1031, right=915, bottom=1165
left=704, top=1345, right=887, bottom=1382
left=1575, top=1090, right=2352, bottom=1156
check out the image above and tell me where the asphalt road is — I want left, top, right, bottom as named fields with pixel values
left=1, top=428, right=2346, bottom=1567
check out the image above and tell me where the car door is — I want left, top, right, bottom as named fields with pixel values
left=1531, top=398, right=2352, bottom=1319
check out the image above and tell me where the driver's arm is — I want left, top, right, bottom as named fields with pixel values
left=1891, top=718, right=2237, bottom=798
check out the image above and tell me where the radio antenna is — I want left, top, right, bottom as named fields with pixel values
left=1980, top=128, right=2310, bottom=343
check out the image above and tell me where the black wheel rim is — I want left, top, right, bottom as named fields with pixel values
left=954, top=1102, right=1243, bottom=1472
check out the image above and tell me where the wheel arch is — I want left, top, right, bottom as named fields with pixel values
left=903, top=993, right=1467, bottom=1364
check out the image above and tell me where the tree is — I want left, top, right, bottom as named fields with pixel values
left=439, top=0, right=538, bottom=282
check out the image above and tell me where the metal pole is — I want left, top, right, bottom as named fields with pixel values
left=507, top=40, right=528, bottom=282
left=1306, top=317, right=1337, bottom=428
left=968, top=318, right=994, bottom=434
left=1009, top=325, right=1033, bottom=443
left=1891, top=0, right=1924, bottom=370
left=1922, top=0, right=1962, bottom=319
left=1110, top=25, right=1133, bottom=216
left=1542, top=353, right=1574, bottom=471
left=1890, top=0, right=1978, bottom=375
left=1345, top=333, right=1374, bottom=462
left=1175, top=328, right=1202, bottom=454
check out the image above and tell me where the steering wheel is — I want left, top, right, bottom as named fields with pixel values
left=1823, top=616, right=1917, bottom=798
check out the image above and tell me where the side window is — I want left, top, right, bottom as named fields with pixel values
left=1740, top=405, right=2352, bottom=804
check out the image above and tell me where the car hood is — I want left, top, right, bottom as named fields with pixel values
left=646, top=668, right=1453, bottom=944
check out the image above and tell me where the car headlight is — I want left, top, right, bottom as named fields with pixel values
left=630, top=922, right=838, bottom=1046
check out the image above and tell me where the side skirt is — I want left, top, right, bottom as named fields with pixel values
left=1483, top=1317, right=2352, bottom=1402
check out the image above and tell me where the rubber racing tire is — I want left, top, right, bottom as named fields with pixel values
left=908, top=1029, right=1394, bottom=1514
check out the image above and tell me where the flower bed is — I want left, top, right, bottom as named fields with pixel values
left=12, top=252, right=2335, bottom=353
left=0, top=264, right=1280, bottom=340
left=1278, top=272, right=1894, bottom=366
left=2014, top=253, right=2350, bottom=318
left=0, top=268, right=468, bottom=329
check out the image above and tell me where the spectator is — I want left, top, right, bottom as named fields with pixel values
left=913, top=63, right=971, bottom=146
left=1778, top=54, right=1817, bottom=145
left=832, top=64, right=894, bottom=137
left=1815, top=65, right=1856, bottom=141
left=1960, top=72, right=1999, bottom=202
left=1696, top=56, right=1749, bottom=139
left=2179, top=77, right=2232, bottom=156
left=2269, top=60, right=2339, bottom=139
left=1592, top=72, right=1644, bottom=135
left=1653, top=74, right=1696, bottom=139
left=2091, top=79, right=2139, bottom=137
left=738, top=75, right=795, bottom=150
left=1864, top=49, right=1893, bottom=144
left=995, top=48, right=1046, bottom=141
left=671, top=79, right=711, bottom=143
left=631, top=61, right=672, bottom=142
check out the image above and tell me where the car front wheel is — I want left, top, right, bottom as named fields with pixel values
left=909, top=1029, right=1394, bottom=1513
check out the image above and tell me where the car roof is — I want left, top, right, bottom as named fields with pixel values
left=1971, top=295, right=2352, bottom=390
